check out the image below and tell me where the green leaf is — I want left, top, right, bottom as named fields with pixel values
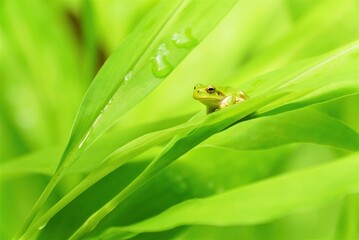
left=95, top=153, right=359, bottom=238
left=18, top=116, right=201, bottom=239
left=61, top=0, right=238, bottom=172
left=204, top=108, right=359, bottom=151
left=243, top=40, right=359, bottom=95
left=36, top=146, right=290, bottom=239
left=18, top=0, right=239, bottom=236
left=68, top=41, right=359, bottom=238
left=240, top=40, right=359, bottom=116
left=68, top=92, right=288, bottom=239
left=0, top=114, right=192, bottom=178
left=0, top=148, right=61, bottom=178
left=235, top=0, right=359, bottom=82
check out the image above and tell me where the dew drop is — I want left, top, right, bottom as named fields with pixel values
left=38, top=222, right=48, bottom=230
left=79, top=96, right=115, bottom=149
left=171, top=28, right=198, bottom=49
left=124, top=71, right=133, bottom=83
left=103, top=98, right=113, bottom=111
left=151, top=43, right=173, bottom=78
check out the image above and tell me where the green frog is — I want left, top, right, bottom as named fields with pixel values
left=193, top=83, right=249, bottom=114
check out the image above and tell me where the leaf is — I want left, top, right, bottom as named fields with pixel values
left=17, top=92, right=286, bottom=240
left=60, top=0, right=239, bottom=172
left=0, top=114, right=192, bottom=178
left=243, top=40, right=359, bottom=95
left=36, top=146, right=290, bottom=239
left=204, top=108, right=359, bottom=151
left=0, top=148, right=61, bottom=178
left=240, top=40, right=359, bottom=115
left=18, top=0, right=239, bottom=236
left=235, top=0, right=359, bottom=83
left=94, top=153, right=359, bottom=238
left=68, top=92, right=289, bottom=239
left=67, top=40, right=359, bottom=239
left=18, top=116, right=202, bottom=239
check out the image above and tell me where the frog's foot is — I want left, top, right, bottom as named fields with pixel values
left=235, top=91, right=249, bottom=103
left=219, top=103, right=229, bottom=109
left=235, top=97, right=246, bottom=103
left=240, top=91, right=249, bottom=99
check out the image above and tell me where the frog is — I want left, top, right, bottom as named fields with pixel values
left=193, top=83, right=249, bottom=114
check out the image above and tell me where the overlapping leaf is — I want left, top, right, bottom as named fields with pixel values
left=93, top=153, right=359, bottom=239
left=68, top=40, right=359, bottom=239
left=204, top=108, right=359, bottom=151
left=18, top=0, right=239, bottom=238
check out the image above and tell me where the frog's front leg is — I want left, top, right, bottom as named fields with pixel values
left=219, top=95, right=236, bottom=109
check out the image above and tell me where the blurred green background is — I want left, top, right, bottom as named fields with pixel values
left=1, top=0, right=358, bottom=239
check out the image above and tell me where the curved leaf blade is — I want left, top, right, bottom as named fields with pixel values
left=96, top=153, right=359, bottom=237
left=18, top=0, right=239, bottom=237
left=63, top=0, right=239, bottom=168
left=68, top=92, right=289, bottom=239
left=204, top=108, right=359, bottom=151
left=241, top=40, right=359, bottom=110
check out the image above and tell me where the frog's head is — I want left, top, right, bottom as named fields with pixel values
left=193, top=83, right=225, bottom=108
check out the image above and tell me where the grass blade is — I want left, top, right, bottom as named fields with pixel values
left=68, top=92, right=289, bottom=239
left=18, top=0, right=239, bottom=237
left=95, top=153, right=359, bottom=237
left=205, top=108, right=359, bottom=151
left=19, top=119, right=201, bottom=239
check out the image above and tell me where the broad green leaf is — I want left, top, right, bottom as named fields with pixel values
left=62, top=39, right=359, bottom=238
left=69, top=40, right=359, bottom=238
left=19, top=116, right=203, bottom=239
left=4, top=0, right=359, bottom=239
left=334, top=193, right=359, bottom=240
left=0, top=114, right=192, bottom=178
left=94, top=153, right=359, bottom=238
left=235, top=0, right=359, bottom=83
left=260, top=83, right=359, bottom=117
left=60, top=0, right=238, bottom=172
left=242, top=40, right=359, bottom=97
left=18, top=0, right=239, bottom=235
left=68, top=92, right=288, bottom=239
left=240, top=40, right=359, bottom=115
left=0, top=148, right=62, bottom=178
left=204, top=108, right=359, bottom=151
left=38, top=146, right=291, bottom=239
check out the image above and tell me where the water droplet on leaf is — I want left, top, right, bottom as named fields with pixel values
left=124, top=71, right=133, bottom=83
left=171, top=28, right=198, bottom=49
left=38, top=222, right=48, bottom=230
left=151, top=43, right=173, bottom=78
left=103, top=98, right=113, bottom=111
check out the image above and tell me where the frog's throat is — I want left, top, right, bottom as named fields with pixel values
left=197, top=97, right=222, bottom=107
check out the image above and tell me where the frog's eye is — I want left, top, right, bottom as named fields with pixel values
left=206, top=86, right=216, bottom=94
